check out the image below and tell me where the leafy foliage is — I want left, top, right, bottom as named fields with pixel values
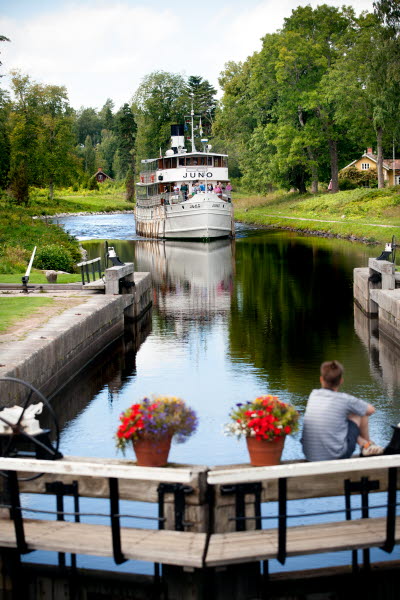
left=34, top=244, right=75, bottom=272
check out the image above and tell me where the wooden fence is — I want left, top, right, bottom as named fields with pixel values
left=0, top=454, right=399, bottom=596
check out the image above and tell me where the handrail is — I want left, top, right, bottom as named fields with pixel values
left=2, top=454, right=400, bottom=485
left=77, top=256, right=102, bottom=285
left=0, top=456, right=197, bottom=483
left=207, top=454, right=400, bottom=485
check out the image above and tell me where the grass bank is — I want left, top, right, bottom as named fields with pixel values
left=28, top=184, right=133, bottom=215
left=233, top=187, right=400, bottom=246
left=0, top=183, right=132, bottom=274
left=0, top=270, right=81, bottom=284
left=0, top=297, right=55, bottom=333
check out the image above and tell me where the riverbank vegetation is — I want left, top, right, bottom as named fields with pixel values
left=233, top=186, right=400, bottom=245
left=0, top=0, right=399, bottom=274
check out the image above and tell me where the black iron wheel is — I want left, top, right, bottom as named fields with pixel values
left=0, top=377, right=62, bottom=480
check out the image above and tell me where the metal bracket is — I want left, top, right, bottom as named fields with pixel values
left=157, top=483, right=193, bottom=531
left=221, top=482, right=262, bottom=531
left=119, top=277, right=136, bottom=294
left=344, top=476, right=380, bottom=571
left=7, top=470, right=30, bottom=554
left=46, top=480, right=79, bottom=568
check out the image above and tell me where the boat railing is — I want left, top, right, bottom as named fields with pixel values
left=139, top=172, right=157, bottom=184
left=136, top=191, right=232, bottom=209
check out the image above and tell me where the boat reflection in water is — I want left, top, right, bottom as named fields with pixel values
left=134, top=239, right=235, bottom=320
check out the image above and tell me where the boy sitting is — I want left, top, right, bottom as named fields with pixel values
left=301, top=360, right=384, bottom=461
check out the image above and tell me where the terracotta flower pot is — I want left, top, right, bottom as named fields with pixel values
left=133, top=435, right=172, bottom=467
left=246, top=435, right=285, bottom=466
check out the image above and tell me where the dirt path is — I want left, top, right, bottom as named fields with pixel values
left=0, top=294, right=89, bottom=343
left=256, top=214, right=400, bottom=228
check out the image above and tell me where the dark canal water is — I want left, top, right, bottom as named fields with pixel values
left=25, top=213, right=400, bottom=575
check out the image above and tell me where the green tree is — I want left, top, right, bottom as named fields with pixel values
left=99, top=98, right=115, bottom=131
left=326, top=11, right=400, bottom=188
left=0, top=36, right=11, bottom=188
left=35, top=84, right=77, bottom=201
left=96, top=129, right=118, bottom=176
left=9, top=72, right=77, bottom=203
left=186, top=75, right=217, bottom=139
left=125, top=165, right=135, bottom=202
left=83, top=134, right=96, bottom=175
left=132, top=71, right=186, bottom=160
left=114, top=103, right=137, bottom=179
left=75, top=107, right=102, bottom=145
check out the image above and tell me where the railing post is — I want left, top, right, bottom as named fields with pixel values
left=382, top=467, right=398, bottom=553
left=277, top=477, right=287, bottom=565
left=108, top=477, right=126, bottom=565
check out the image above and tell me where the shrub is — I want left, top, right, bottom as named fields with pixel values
left=339, top=178, right=358, bottom=191
left=0, top=245, right=30, bottom=273
left=88, top=177, right=99, bottom=191
left=34, top=244, right=75, bottom=272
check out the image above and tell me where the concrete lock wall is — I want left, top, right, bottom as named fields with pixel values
left=0, top=267, right=152, bottom=406
left=354, top=258, right=400, bottom=352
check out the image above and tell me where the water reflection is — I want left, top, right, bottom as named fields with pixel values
left=354, top=304, right=400, bottom=401
left=22, top=221, right=400, bottom=575
left=135, top=239, right=234, bottom=319
left=49, top=309, right=152, bottom=435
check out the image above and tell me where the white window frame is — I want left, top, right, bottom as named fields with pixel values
left=361, top=163, right=370, bottom=170
left=396, top=175, right=400, bottom=185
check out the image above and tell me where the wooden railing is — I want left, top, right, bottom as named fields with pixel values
left=0, top=454, right=399, bottom=573
left=76, top=257, right=102, bottom=285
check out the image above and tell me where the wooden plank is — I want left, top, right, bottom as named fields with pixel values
left=208, top=455, right=400, bottom=486
left=77, top=258, right=101, bottom=267
left=205, top=517, right=400, bottom=567
left=0, top=457, right=197, bottom=484
left=213, top=468, right=398, bottom=505
left=0, top=520, right=207, bottom=568
left=83, top=279, right=105, bottom=290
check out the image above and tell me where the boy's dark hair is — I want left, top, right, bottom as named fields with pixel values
left=320, top=360, right=344, bottom=388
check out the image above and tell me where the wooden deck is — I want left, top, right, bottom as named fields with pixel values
left=205, top=517, right=400, bottom=567
left=0, top=520, right=207, bottom=568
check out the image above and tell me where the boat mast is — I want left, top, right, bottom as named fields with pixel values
left=190, top=96, right=196, bottom=153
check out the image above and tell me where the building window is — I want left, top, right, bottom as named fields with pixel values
left=396, top=175, right=400, bottom=185
left=361, top=163, right=370, bottom=170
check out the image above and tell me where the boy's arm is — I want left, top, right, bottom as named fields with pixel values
left=365, top=404, right=376, bottom=416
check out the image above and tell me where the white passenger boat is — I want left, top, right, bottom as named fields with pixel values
left=135, top=116, right=235, bottom=241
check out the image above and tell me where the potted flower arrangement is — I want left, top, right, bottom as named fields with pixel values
left=225, top=395, right=299, bottom=466
left=116, top=396, right=198, bottom=467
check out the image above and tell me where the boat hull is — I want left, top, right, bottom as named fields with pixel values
left=135, top=196, right=234, bottom=240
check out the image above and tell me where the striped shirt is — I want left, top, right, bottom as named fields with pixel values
left=301, top=388, right=369, bottom=461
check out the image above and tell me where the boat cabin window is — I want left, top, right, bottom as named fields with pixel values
left=207, top=156, right=213, bottom=166
left=164, top=157, right=177, bottom=169
left=179, top=157, right=185, bottom=166
left=214, top=157, right=221, bottom=167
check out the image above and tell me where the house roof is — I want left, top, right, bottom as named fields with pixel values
left=92, top=168, right=114, bottom=180
left=341, top=152, right=400, bottom=172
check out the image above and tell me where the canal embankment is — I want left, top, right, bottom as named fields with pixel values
left=0, top=267, right=152, bottom=405
left=233, top=187, right=400, bottom=246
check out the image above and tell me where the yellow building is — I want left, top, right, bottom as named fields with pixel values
left=341, top=147, right=400, bottom=186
